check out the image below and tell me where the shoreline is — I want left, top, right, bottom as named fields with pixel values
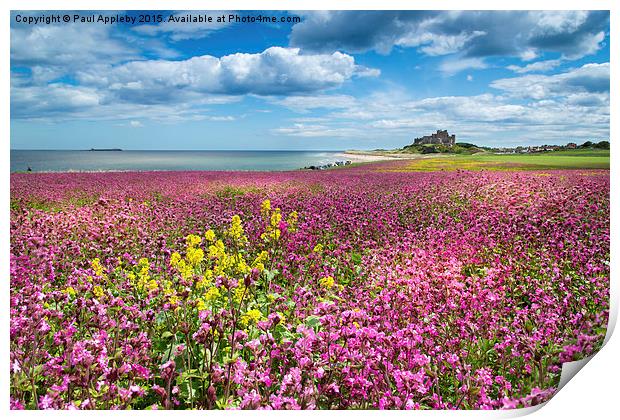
left=336, top=151, right=416, bottom=163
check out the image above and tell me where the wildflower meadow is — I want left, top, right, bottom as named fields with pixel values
left=10, top=163, right=609, bottom=410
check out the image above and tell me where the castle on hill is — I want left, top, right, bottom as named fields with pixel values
left=413, top=130, right=456, bottom=146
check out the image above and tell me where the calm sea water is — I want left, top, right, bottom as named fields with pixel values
left=10, top=150, right=347, bottom=172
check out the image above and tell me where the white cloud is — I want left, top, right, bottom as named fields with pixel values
left=12, top=47, right=378, bottom=121
left=507, top=59, right=562, bottom=74
left=290, top=11, right=609, bottom=61
left=398, top=30, right=486, bottom=56
left=439, top=57, right=487, bottom=76
left=272, top=123, right=360, bottom=138
left=491, top=62, right=609, bottom=99
left=129, top=120, right=143, bottom=128
left=76, top=47, right=378, bottom=99
left=268, top=94, right=357, bottom=112
left=11, top=24, right=136, bottom=68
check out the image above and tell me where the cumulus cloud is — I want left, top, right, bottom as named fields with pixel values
left=11, top=23, right=136, bottom=68
left=439, top=57, right=487, bottom=75
left=507, top=59, right=562, bottom=74
left=11, top=47, right=377, bottom=120
left=76, top=47, right=377, bottom=100
left=290, top=11, right=609, bottom=60
left=11, top=84, right=102, bottom=120
left=491, top=62, right=609, bottom=99
left=273, top=84, right=608, bottom=145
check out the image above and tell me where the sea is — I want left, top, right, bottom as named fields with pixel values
left=10, top=150, right=348, bottom=173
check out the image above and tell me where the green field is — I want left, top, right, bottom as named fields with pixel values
left=382, top=149, right=610, bottom=172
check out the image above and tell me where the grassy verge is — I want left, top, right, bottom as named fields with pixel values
left=378, top=149, right=609, bottom=172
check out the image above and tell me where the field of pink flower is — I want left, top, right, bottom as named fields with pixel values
left=10, top=165, right=609, bottom=410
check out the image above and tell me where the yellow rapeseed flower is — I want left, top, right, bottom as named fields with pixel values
left=227, top=215, right=247, bottom=242
left=319, top=276, right=335, bottom=289
left=287, top=211, right=298, bottom=232
left=260, top=199, right=271, bottom=219
left=204, top=286, right=221, bottom=302
left=186, top=247, right=204, bottom=267
left=147, top=279, right=159, bottom=292
left=93, top=285, right=104, bottom=298
left=91, top=258, right=104, bottom=277
left=196, top=297, right=207, bottom=311
left=185, top=234, right=202, bottom=248
left=240, top=309, right=262, bottom=326
left=170, top=252, right=182, bottom=267
left=204, top=229, right=216, bottom=242
left=64, top=286, right=77, bottom=298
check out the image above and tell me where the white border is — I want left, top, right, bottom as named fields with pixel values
left=3, top=1, right=617, bottom=419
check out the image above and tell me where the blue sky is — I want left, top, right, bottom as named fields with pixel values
left=10, top=10, right=610, bottom=149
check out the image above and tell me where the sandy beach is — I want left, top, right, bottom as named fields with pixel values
left=335, top=151, right=415, bottom=163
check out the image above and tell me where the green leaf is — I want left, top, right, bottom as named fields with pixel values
left=305, top=315, right=322, bottom=329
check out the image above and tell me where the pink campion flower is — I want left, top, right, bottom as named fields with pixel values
left=39, top=319, right=51, bottom=333
left=11, top=359, right=20, bottom=373
left=159, top=360, right=176, bottom=380
left=119, top=362, right=132, bottom=374
left=131, top=363, right=151, bottom=379
left=130, top=385, right=145, bottom=397
left=245, top=339, right=260, bottom=352
left=10, top=397, right=25, bottom=410
left=241, top=389, right=261, bottom=409
left=38, top=394, right=54, bottom=410
left=173, top=344, right=185, bottom=356
left=475, top=368, right=494, bottom=387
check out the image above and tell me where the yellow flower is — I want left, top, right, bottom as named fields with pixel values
left=64, top=286, right=77, bottom=298
left=227, top=215, right=247, bottom=242
left=186, top=247, right=204, bottom=267
left=208, top=240, right=226, bottom=259
left=260, top=199, right=271, bottom=219
left=270, top=208, right=282, bottom=228
left=196, top=271, right=213, bottom=290
left=204, top=229, right=216, bottom=242
left=313, top=244, right=324, bottom=253
left=252, top=251, right=269, bottom=273
left=170, top=252, right=182, bottom=267
left=91, top=258, right=104, bottom=277
left=234, top=254, right=250, bottom=275
left=93, top=285, right=104, bottom=298
left=185, top=234, right=202, bottom=248
left=240, top=309, right=262, bottom=326
left=196, top=297, right=207, bottom=311
left=319, top=276, right=335, bottom=289
left=287, top=211, right=298, bottom=232
left=205, top=286, right=221, bottom=302
left=147, top=279, right=159, bottom=292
